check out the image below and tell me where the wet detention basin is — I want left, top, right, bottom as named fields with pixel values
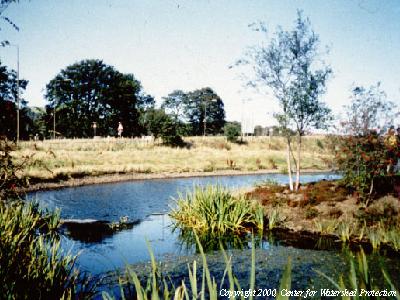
left=27, top=172, right=400, bottom=297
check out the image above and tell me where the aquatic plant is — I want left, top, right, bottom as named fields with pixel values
left=170, top=185, right=264, bottom=236
left=102, top=235, right=291, bottom=300
left=388, top=229, right=400, bottom=251
left=313, top=219, right=338, bottom=235
left=316, top=250, right=400, bottom=300
left=267, top=208, right=282, bottom=230
left=103, top=238, right=400, bottom=300
left=367, top=229, right=381, bottom=251
left=337, top=220, right=353, bottom=243
left=0, top=201, right=89, bottom=299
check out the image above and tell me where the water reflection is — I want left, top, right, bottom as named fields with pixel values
left=174, top=228, right=267, bottom=252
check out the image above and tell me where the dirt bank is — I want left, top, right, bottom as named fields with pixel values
left=23, top=168, right=332, bottom=192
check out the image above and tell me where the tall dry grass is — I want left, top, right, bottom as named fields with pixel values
left=14, top=136, right=332, bottom=181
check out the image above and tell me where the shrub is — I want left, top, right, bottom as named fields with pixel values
left=224, top=122, right=241, bottom=143
left=157, top=116, right=184, bottom=147
left=335, top=132, right=398, bottom=201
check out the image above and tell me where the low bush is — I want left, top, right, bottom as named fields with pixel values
left=335, top=132, right=398, bottom=202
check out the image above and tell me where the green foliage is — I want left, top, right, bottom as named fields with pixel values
left=186, top=87, right=226, bottom=136
left=45, top=59, right=152, bottom=137
left=335, top=132, right=397, bottom=200
left=141, top=108, right=184, bottom=146
left=0, top=201, right=84, bottom=299
left=170, top=185, right=264, bottom=236
left=103, top=236, right=276, bottom=300
left=161, top=90, right=190, bottom=135
left=104, top=239, right=399, bottom=300
left=161, top=87, right=226, bottom=136
left=159, top=116, right=184, bottom=147
left=317, top=250, right=400, bottom=300
left=141, top=108, right=169, bottom=139
left=224, top=121, right=241, bottom=143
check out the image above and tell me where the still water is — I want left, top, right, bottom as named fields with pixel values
left=28, top=172, right=343, bottom=274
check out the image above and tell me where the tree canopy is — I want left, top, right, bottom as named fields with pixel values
left=161, top=87, right=226, bottom=136
left=45, top=59, right=150, bottom=138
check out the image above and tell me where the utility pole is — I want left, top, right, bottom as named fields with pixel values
left=16, top=45, right=19, bottom=143
left=8, top=44, right=20, bottom=142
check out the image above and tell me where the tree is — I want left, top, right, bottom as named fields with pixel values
left=45, top=59, right=148, bottom=137
left=140, top=108, right=183, bottom=146
left=238, top=11, right=332, bottom=191
left=161, top=90, right=190, bottom=135
left=224, top=122, right=241, bottom=143
left=0, top=61, right=29, bottom=139
left=161, top=90, right=188, bottom=122
left=341, top=83, right=397, bottom=135
left=185, top=87, right=226, bottom=136
left=140, top=108, right=168, bottom=139
left=26, top=107, right=47, bottom=139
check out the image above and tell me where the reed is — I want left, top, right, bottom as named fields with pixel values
left=316, top=250, right=400, bottom=300
left=0, top=201, right=88, bottom=299
left=102, top=235, right=291, bottom=300
left=267, top=208, right=282, bottom=230
left=313, top=219, right=338, bottom=235
left=337, top=220, right=353, bottom=243
left=170, top=185, right=264, bottom=236
left=103, top=239, right=399, bottom=300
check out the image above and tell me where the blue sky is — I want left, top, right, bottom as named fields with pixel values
left=1, top=0, right=399, bottom=129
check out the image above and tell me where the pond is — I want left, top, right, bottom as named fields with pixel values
left=27, top=172, right=400, bottom=296
left=29, top=172, right=340, bottom=222
left=28, top=172, right=341, bottom=275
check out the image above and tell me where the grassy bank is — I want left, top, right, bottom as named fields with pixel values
left=14, top=136, right=332, bottom=182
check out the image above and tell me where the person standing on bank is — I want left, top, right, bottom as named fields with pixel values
left=117, top=122, right=123, bottom=138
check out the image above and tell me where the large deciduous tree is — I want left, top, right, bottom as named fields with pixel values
left=161, top=87, right=226, bottom=136
left=161, top=90, right=188, bottom=122
left=161, top=90, right=190, bottom=135
left=185, top=87, right=225, bottom=136
left=45, top=59, right=149, bottom=137
left=238, top=11, right=332, bottom=191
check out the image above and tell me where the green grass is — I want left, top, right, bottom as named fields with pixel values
left=170, top=185, right=264, bottom=236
